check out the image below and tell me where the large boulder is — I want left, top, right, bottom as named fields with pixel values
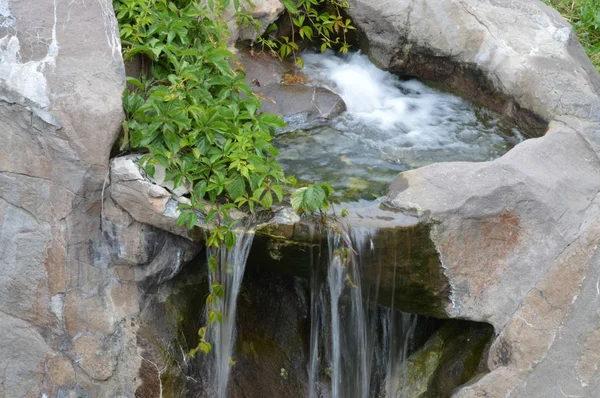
left=345, top=0, right=600, bottom=396
left=0, top=0, right=127, bottom=396
left=0, top=1, right=203, bottom=396
left=348, top=0, right=600, bottom=134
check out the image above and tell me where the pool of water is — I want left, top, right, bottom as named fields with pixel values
left=275, top=52, right=524, bottom=201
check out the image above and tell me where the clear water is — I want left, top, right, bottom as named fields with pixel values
left=311, top=225, right=417, bottom=398
left=205, top=226, right=255, bottom=398
left=199, top=52, right=512, bottom=397
left=276, top=52, right=524, bottom=200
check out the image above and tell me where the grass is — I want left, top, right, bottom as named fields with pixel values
left=544, top=0, right=600, bottom=71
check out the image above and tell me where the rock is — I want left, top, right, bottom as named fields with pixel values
left=259, top=84, right=347, bottom=128
left=73, top=334, right=119, bottom=381
left=0, top=314, right=53, bottom=397
left=400, top=321, right=494, bottom=398
left=0, top=1, right=204, bottom=396
left=0, top=0, right=130, bottom=395
left=102, top=187, right=201, bottom=286
left=223, top=0, right=285, bottom=44
left=347, top=0, right=600, bottom=132
left=344, top=0, right=600, bottom=396
left=140, top=255, right=313, bottom=398
left=236, top=50, right=347, bottom=128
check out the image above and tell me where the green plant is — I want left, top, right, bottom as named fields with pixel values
left=114, top=0, right=333, bottom=356
left=257, top=0, right=355, bottom=68
left=544, top=0, right=600, bottom=71
left=290, top=182, right=333, bottom=216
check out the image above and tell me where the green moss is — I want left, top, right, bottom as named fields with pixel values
left=545, top=0, right=600, bottom=71
left=400, top=320, right=494, bottom=398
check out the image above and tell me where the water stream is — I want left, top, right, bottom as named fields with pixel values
left=277, top=52, right=523, bottom=200
left=198, top=52, right=520, bottom=397
left=205, top=226, right=256, bottom=398
left=315, top=225, right=417, bottom=398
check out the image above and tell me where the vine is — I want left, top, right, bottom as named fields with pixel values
left=257, top=0, right=355, bottom=68
left=113, top=0, right=345, bottom=357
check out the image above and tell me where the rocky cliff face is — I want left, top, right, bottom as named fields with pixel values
left=0, top=1, right=189, bottom=396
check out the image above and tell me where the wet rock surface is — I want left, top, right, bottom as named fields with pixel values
left=236, top=50, right=347, bottom=127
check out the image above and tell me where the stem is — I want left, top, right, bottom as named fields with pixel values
left=287, top=10, right=298, bottom=68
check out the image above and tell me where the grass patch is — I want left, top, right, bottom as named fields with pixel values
left=544, top=0, right=600, bottom=71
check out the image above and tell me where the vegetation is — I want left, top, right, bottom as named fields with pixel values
left=113, top=0, right=350, bottom=357
left=257, top=0, right=354, bottom=68
left=545, top=0, right=600, bottom=70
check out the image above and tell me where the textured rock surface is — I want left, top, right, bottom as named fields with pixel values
left=224, top=0, right=285, bottom=44
left=0, top=0, right=126, bottom=395
left=344, top=0, right=600, bottom=396
left=0, top=1, right=200, bottom=396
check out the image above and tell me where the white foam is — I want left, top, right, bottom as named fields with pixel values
left=301, top=51, right=519, bottom=155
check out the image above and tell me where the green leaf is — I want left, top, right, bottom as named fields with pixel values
left=187, top=211, right=198, bottom=229
left=261, top=191, right=273, bottom=209
left=283, top=0, right=298, bottom=13
left=291, top=187, right=307, bottom=212
left=145, top=163, right=155, bottom=178
left=226, top=176, right=245, bottom=201
left=200, top=341, right=212, bottom=354
left=225, top=231, right=236, bottom=249
left=259, top=113, right=286, bottom=129
left=299, top=26, right=313, bottom=40
left=206, top=208, right=219, bottom=224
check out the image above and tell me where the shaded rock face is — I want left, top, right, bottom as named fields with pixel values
left=402, top=321, right=494, bottom=398
left=141, top=251, right=492, bottom=398
left=344, top=0, right=600, bottom=396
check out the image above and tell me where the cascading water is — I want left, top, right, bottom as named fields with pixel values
left=189, top=51, right=515, bottom=397
left=308, top=224, right=417, bottom=398
left=205, top=225, right=256, bottom=398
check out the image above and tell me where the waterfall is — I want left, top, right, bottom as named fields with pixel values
left=309, top=224, right=417, bottom=398
left=205, top=225, right=255, bottom=398
left=308, top=224, right=325, bottom=398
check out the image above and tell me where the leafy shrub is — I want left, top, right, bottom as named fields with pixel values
left=116, top=0, right=291, bottom=232
left=114, top=0, right=336, bottom=355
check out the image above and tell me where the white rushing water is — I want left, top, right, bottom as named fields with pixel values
left=206, top=227, right=255, bottom=398
left=277, top=52, right=523, bottom=200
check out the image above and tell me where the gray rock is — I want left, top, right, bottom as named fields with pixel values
left=259, top=84, right=347, bottom=128
left=0, top=0, right=131, bottom=395
left=344, top=0, right=600, bottom=396
left=236, top=50, right=347, bottom=128
left=0, top=1, right=198, bottom=396
left=223, top=0, right=285, bottom=44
